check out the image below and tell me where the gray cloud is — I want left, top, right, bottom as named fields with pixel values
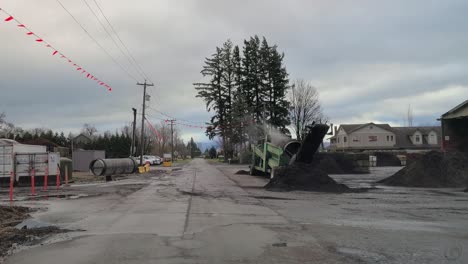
left=1, top=0, right=467, bottom=143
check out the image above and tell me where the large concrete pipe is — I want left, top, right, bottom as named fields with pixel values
left=282, top=141, right=301, bottom=159
left=89, top=158, right=138, bottom=176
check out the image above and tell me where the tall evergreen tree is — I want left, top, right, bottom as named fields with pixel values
left=196, top=36, right=291, bottom=157
left=195, top=47, right=225, bottom=139
left=242, top=36, right=263, bottom=122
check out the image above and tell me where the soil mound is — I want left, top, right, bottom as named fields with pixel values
left=0, top=226, right=65, bottom=258
left=0, top=206, right=30, bottom=226
left=378, top=151, right=468, bottom=188
left=314, top=153, right=367, bottom=174
left=265, top=162, right=349, bottom=193
left=0, top=205, right=68, bottom=259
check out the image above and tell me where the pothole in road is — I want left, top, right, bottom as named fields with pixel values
left=178, top=190, right=204, bottom=196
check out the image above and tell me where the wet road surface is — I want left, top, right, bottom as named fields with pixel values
left=3, top=159, right=468, bottom=263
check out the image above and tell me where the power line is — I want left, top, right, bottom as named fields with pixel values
left=56, top=0, right=139, bottom=82
left=146, top=106, right=210, bottom=125
left=92, top=0, right=152, bottom=82
left=81, top=0, right=145, bottom=81
left=146, top=106, right=176, bottom=120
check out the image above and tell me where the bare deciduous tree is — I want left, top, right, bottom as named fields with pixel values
left=0, top=113, right=16, bottom=138
left=82, top=123, right=98, bottom=137
left=288, top=79, right=326, bottom=140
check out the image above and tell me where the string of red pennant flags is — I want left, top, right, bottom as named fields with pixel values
left=145, top=118, right=162, bottom=141
left=0, top=8, right=112, bottom=92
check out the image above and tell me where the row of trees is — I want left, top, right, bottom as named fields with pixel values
left=195, top=36, right=325, bottom=160
left=0, top=115, right=204, bottom=159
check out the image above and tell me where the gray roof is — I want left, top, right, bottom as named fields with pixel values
left=440, top=100, right=468, bottom=119
left=340, top=123, right=393, bottom=134
left=0, top=139, right=19, bottom=145
left=392, top=126, right=441, bottom=149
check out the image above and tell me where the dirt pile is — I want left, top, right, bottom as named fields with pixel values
left=0, top=226, right=65, bottom=258
left=314, top=153, right=368, bottom=174
left=265, top=162, right=349, bottom=193
left=378, top=151, right=468, bottom=188
left=235, top=170, right=250, bottom=175
left=0, top=206, right=30, bottom=227
left=0, top=205, right=66, bottom=259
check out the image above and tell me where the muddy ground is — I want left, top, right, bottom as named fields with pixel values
left=0, top=172, right=150, bottom=262
left=0, top=206, right=65, bottom=260
left=1, top=162, right=467, bottom=263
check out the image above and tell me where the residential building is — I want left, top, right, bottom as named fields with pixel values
left=72, top=133, right=93, bottom=149
left=330, top=123, right=441, bottom=152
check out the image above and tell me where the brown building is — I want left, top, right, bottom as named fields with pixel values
left=440, top=100, right=468, bottom=153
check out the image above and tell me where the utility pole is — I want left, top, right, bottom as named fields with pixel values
left=137, top=81, right=154, bottom=166
left=131, top=108, right=137, bottom=157
left=167, top=119, right=176, bottom=162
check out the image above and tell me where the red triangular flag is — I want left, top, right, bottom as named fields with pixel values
left=77, top=68, right=82, bottom=71
left=5, top=16, right=13, bottom=22
left=17, top=24, right=25, bottom=27
left=35, top=39, right=43, bottom=42
left=26, top=32, right=33, bottom=35
left=52, top=51, right=58, bottom=55
left=86, top=73, right=91, bottom=78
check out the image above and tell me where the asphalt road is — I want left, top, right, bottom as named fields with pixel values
left=4, top=159, right=468, bottom=263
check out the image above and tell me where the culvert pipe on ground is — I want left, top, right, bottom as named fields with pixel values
left=89, top=158, right=138, bottom=176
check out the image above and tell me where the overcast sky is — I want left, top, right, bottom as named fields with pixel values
left=1, top=0, right=467, bottom=142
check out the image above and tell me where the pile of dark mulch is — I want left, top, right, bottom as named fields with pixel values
left=265, top=162, right=349, bottom=193
left=373, top=152, right=402, bottom=166
left=314, top=153, right=367, bottom=174
left=378, top=151, right=468, bottom=188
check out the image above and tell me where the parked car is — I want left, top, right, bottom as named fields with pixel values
left=133, top=155, right=162, bottom=165
left=133, top=156, right=151, bottom=165
left=149, top=155, right=162, bottom=165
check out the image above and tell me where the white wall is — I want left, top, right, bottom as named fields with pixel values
left=428, top=131, right=438, bottom=145
left=348, top=124, right=395, bottom=148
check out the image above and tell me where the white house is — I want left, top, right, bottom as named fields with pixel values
left=330, top=123, right=441, bottom=152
